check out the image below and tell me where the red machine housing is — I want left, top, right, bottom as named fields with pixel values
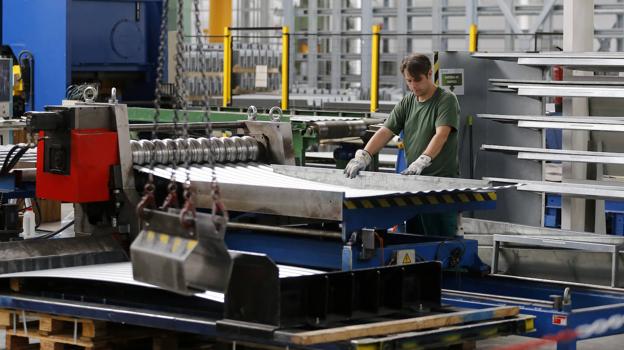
left=36, top=129, right=120, bottom=203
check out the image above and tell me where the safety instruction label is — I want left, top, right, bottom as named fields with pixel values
left=439, top=68, right=464, bottom=95
left=397, top=249, right=416, bottom=265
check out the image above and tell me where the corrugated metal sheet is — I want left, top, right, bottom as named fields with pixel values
left=137, top=164, right=512, bottom=199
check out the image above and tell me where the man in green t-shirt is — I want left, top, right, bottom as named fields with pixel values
left=344, top=54, right=460, bottom=236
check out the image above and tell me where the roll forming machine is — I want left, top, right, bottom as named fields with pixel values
left=12, top=100, right=624, bottom=349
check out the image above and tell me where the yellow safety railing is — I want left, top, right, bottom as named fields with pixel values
left=281, top=26, right=290, bottom=111
left=469, top=24, right=478, bottom=53
left=222, top=26, right=232, bottom=107
left=370, top=24, right=381, bottom=113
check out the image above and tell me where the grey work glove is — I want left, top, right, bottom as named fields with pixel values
left=401, top=154, right=432, bottom=175
left=344, top=149, right=372, bottom=178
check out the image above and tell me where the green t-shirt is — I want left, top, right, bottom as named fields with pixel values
left=384, top=87, right=460, bottom=177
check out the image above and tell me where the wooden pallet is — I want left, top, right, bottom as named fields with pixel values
left=0, top=309, right=178, bottom=350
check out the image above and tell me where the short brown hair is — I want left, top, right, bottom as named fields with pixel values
left=400, top=54, right=431, bottom=80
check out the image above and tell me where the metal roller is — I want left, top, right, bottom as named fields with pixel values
left=209, top=137, right=226, bottom=163
left=242, top=136, right=260, bottom=161
left=187, top=138, right=203, bottom=163
left=311, top=119, right=385, bottom=140
left=130, top=136, right=261, bottom=165
left=130, top=140, right=142, bottom=164
left=221, top=137, right=237, bottom=163
left=163, top=139, right=177, bottom=165
left=151, top=139, right=168, bottom=165
left=231, top=136, right=247, bottom=162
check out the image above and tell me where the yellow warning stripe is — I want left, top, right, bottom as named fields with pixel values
left=434, top=51, right=440, bottom=86
left=342, top=192, right=497, bottom=209
left=344, top=200, right=357, bottom=210
left=377, top=198, right=391, bottom=208
left=409, top=196, right=423, bottom=206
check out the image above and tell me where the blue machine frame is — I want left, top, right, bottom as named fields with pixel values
left=226, top=189, right=496, bottom=272
left=2, top=0, right=163, bottom=111
left=443, top=274, right=624, bottom=350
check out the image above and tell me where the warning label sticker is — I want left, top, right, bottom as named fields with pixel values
left=553, top=315, right=568, bottom=326
left=397, top=250, right=416, bottom=265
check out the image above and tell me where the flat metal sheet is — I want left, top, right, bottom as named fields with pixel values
left=518, top=120, right=624, bottom=132
left=473, top=51, right=624, bottom=70
left=514, top=85, right=624, bottom=98
left=481, top=145, right=624, bottom=164
left=306, top=152, right=397, bottom=165
left=0, top=262, right=320, bottom=304
left=490, top=78, right=624, bottom=86
left=478, top=114, right=624, bottom=124
left=463, top=218, right=624, bottom=245
left=290, top=116, right=363, bottom=122
left=488, top=79, right=624, bottom=98
left=486, top=177, right=624, bottom=200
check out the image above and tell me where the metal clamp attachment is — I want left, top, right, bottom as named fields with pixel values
left=83, top=86, right=97, bottom=103
left=247, top=105, right=258, bottom=121
left=269, top=106, right=283, bottom=122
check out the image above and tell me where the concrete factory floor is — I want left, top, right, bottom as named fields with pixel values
left=478, top=334, right=624, bottom=349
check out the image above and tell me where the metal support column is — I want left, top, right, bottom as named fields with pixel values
left=222, top=26, right=232, bottom=107
left=360, top=0, right=373, bottom=97
left=618, top=0, right=624, bottom=51
left=283, top=0, right=296, bottom=92
left=307, top=0, right=318, bottom=88
left=370, top=24, right=380, bottom=113
left=466, top=0, right=479, bottom=52
left=432, top=0, right=448, bottom=52
left=396, top=0, right=408, bottom=91
left=330, top=0, right=342, bottom=91
left=561, top=0, right=594, bottom=232
left=281, top=26, right=290, bottom=110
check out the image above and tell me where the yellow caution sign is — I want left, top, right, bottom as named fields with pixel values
left=402, top=254, right=412, bottom=264
left=397, top=250, right=416, bottom=265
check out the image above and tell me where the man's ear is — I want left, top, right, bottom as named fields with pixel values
left=428, top=69, right=433, bottom=80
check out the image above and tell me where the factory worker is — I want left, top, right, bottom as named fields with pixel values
left=344, top=53, right=460, bottom=236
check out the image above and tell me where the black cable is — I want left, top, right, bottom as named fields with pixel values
left=34, top=219, right=74, bottom=240
left=32, top=198, right=42, bottom=229
left=1, top=144, right=21, bottom=173
left=2, top=146, right=29, bottom=175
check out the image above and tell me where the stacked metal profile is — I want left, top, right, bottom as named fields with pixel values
left=184, top=42, right=282, bottom=100
left=473, top=51, right=624, bottom=287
